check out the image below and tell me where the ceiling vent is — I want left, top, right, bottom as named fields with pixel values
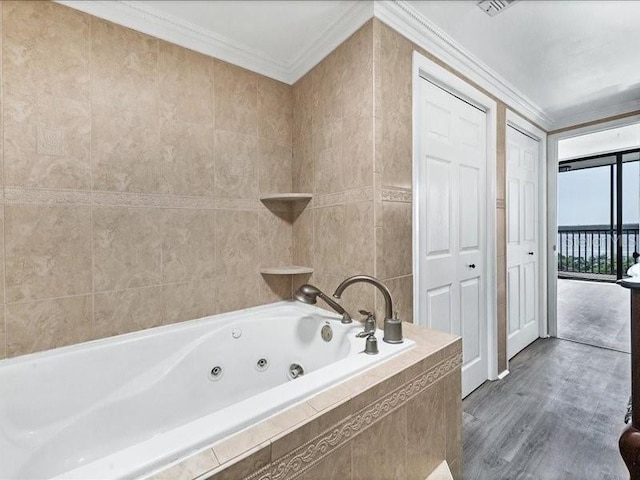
left=477, top=0, right=517, bottom=17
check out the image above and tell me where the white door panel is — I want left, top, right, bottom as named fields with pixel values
left=507, top=126, right=540, bottom=359
left=417, top=78, right=488, bottom=397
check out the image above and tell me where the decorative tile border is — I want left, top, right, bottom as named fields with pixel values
left=243, top=352, right=463, bottom=480
left=381, top=187, right=412, bottom=203
left=4, top=187, right=90, bottom=206
left=309, top=186, right=373, bottom=209
left=4, top=187, right=267, bottom=211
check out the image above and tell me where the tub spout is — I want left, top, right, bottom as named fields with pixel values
left=294, top=284, right=352, bottom=323
left=332, top=275, right=403, bottom=344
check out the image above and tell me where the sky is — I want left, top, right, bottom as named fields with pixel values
left=558, top=162, right=639, bottom=226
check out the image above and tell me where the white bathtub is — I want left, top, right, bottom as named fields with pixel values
left=0, top=301, right=413, bottom=480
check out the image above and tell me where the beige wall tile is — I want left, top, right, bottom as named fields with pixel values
left=5, top=205, right=92, bottom=302
left=313, top=206, right=344, bottom=276
left=344, top=202, right=375, bottom=276
left=0, top=210, right=4, bottom=306
left=215, top=210, right=259, bottom=276
left=91, top=18, right=157, bottom=111
left=0, top=309, right=5, bottom=359
left=215, top=275, right=262, bottom=314
left=262, top=274, right=292, bottom=304
left=375, top=21, right=413, bottom=121
left=93, top=207, right=162, bottom=292
left=163, top=279, right=216, bottom=325
left=497, top=302, right=507, bottom=373
left=158, top=41, right=214, bottom=125
left=379, top=110, right=412, bottom=189
left=406, top=381, right=446, bottom=480
left=297, top=445, right=352, bottom=480
left=91, top=100, right=160, bottom=194
left=342, top=115, right=374, bottom=190
left=257, top=76, right=292, bottom=145
left=313, top=122, right=343, bottom=195
left=311, top=50, right=343, bottom=131
left=258, top=139, right=292, bottom=194
left=4, top=92, right=91, bottom=190
left=378, top=202, right=412, bottom=279
left=4, top=0, right=90, bottom=189
left=162, top=209, right=216, bottom=283
left=292, top=73, right=313, bottom=141
left=443, top=370, right=462, bottom=465
left=160, top=119, right=215, bottom=196
left=497, top=207, right=506, bottom=257
left=91, top=18, right=159, bottom=193
left=352, top=405, right=407, bottom=480
left=214, top=130, right=258, bottom=198
left=214, top=60, right=257, bottom=135
left=342, top=21, right=374, bottom=119
left=383, top=274, right=414, bottom=324
left=497, top=254, right=506, bottom=306
left=6, top=295, right=92, bottom=357
left=3, top=1, right=90, bottom=102
left=259, top=209, right=292, bottom=268
left=293, top=208, right=313, bottom=267
left=94, top=286, right=163, bottom=338
left=292, top=133, right=313, bottom=193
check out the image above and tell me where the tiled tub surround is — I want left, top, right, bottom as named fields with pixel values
left=149, top=322, right=462, bottom=480
left=0, top=302, right=414, bottom=480
left=0, top=1, right=297, bottom=358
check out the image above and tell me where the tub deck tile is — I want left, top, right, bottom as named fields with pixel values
left=148, top=448, right=219, bottom=480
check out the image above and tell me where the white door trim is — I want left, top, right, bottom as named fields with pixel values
left=505, top=109, right=548, bottom=371
left=547, top=113, right=640, bottom=336
left=412, top=50, right=499, bottom=382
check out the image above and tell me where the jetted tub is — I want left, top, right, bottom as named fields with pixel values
left=0, top=301, right=413, bottom=480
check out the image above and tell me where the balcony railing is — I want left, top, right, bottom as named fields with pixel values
left=557, top=224, right=639, bottom=278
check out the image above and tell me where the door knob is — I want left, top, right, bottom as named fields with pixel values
left=528, top=252, right=534, bottom=255
left=469, top=264, right=476, bottom=269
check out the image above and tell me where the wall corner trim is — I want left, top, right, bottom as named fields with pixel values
left=374, top=0, right=553, bottom=131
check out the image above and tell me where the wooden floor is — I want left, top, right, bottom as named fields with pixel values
left=557, top=278, right=630, bottom=353
left=463, top=338, right=630, bottom=479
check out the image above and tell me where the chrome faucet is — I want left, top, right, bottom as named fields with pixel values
left=294, top=284, right=352, bottom=323
left=333, top=275, right=403, bottom=344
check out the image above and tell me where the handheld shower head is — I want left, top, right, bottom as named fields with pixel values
left=293, top=284, right=352, bottom=323
left=294, top=284, right=321, bottom=304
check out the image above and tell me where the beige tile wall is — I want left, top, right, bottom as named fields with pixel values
left=291, top=21, right=377, bottom=318
left=1, top=2, right=539, bottom=369
left=371, top=20, right=520, bottom=372
left=0, top=1, right=294, bottom=358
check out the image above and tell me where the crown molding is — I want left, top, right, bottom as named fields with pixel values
left=56, top=0, right=292, bottom=82
left=550, top=97, right=640, bottom=132
left=56, top=0, right=372, bottom=85
left=56, top=0, right=632, bottom=131
left=287, top=1, right=374, bottom=84
left=374, top=0, right=553, bottom=131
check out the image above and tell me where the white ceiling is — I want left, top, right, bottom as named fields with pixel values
left=407, top=0, right=640, bottom=129
left=141, top=1, right=352, bottom=66
left=59, top=0, right=640, bottom=130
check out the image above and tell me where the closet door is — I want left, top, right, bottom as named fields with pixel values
left=416, top=78, right=488, bottom=397
left=506, top=125, right=540, bottom=359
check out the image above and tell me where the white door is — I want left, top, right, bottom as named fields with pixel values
left=506, top=125, right=540, bottom=359
left=416, top=78, right=488, bottom=397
